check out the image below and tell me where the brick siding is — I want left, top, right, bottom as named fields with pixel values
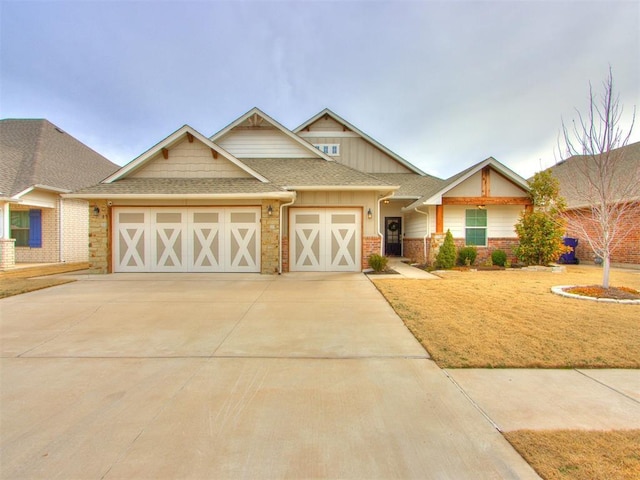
left=62, top=198, right=90, bottom=262
left=362, top=236, right=381, bottom=269
left=403, top=237, right=426, bottom=264
left=564, top=202, right=640, bottom=266
left=13, top=204, right=59, bottom=263
left=0, top=239, right=16, bottom=270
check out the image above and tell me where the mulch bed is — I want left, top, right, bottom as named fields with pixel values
left=564, top=285, right=640, bottom=300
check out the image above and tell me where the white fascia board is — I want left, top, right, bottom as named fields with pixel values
left=294, top=108, right=427, bottom=176
left=32, top=184, right=72, bottom=194
left=103, top=126, right=269, bottom=184
left=62, top=192, right=296, bottom=201
left=283, top=185, right=400, bottom=192
left=210, top=107, right=335, bottom=162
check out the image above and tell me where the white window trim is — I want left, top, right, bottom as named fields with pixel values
left=313, top=143, right=340, bottom=156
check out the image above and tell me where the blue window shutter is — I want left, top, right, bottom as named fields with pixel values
left=29, top=209, right=42, bottom=248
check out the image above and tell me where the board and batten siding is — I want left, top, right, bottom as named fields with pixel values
left=298, top=134, right=413, bottom=174
left=444, top=169, right=528, bottom=198
left=130, top=137, right=252, bottom=179
left=218, top=129, right=315, bottom=158
left=287, top=190, right=378, bottom=236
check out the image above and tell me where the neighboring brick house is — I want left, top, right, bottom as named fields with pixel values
left=0, top=119, right=118, bottom=269
left=548, top=141, right=640, bottom=267
left=67, top=108, right=531, bottom=274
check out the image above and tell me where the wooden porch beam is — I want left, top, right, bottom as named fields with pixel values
left=161, top=148, right=169, bottom=159
left=442, top=196, right=532, bottom=206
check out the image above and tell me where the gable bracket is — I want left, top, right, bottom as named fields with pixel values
left=162, top=148, right=169, bottom=159
left=186, top=132, right=194, bottom=143
left=210, top=148, right=218, bottom=159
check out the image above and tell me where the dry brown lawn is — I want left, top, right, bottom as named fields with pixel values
left=373, top=265, right=640, bottom=368
left=0, top=277, right=76, bottom=299
left=505, top=430, right=640, bottom=480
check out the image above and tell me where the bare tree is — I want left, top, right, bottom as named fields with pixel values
left=558, top=68, right=639, bottom=288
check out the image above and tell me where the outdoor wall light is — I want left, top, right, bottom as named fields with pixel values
left=383, top=199, right=390, bottom=204
left=367, top=208, right=372, bottom=219
left=477, top=205, right=486, bottom=210
left=93, top=206, right=100, bottom=216
left=267, top=205, right=273, bottom=216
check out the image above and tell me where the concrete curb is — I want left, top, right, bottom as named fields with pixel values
left=551, top=285, right=640, bottom=304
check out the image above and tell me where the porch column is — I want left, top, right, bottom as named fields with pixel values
left=435, top=204, right=444, bottom=233
left=0, top=202, right=16, bottom=269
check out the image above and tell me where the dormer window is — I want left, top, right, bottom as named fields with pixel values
left=313, top=143, right=340, bottom=156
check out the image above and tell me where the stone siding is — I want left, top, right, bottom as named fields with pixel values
left=261, top=200, right=280, bottom=274
left=88, top=200, right=111, bottom=273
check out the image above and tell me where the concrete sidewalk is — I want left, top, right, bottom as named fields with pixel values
left=445, top=368, right=640, bottom=432
left=0, top=272, right=539, bottom=479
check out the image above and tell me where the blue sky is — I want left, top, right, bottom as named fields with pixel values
left=1, top=0, right=638, bottom=179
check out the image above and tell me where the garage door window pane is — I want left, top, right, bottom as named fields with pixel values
left=119, top=213, right=144, bottom=223
left=295, top=214, right=320, bottom=224
left=230, top=212, right=256, bottom=223
left=156, top=212, right=182, bottom=223
left=332, top=214, right=356, bottom=224
left=193, top=212, right=218, bottom=223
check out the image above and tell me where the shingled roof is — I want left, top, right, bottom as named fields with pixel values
left=548, top=141, right=640, bottom=209
left=0, top=119, right=118, bottom=197
left=241, top=158, right=395, bottom=189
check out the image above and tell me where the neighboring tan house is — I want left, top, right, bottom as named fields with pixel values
left=549, top=141, right=640, bottom=267
left=67, top=108, right=531, bottom=274
left=0, top=119, right=118, bottom=270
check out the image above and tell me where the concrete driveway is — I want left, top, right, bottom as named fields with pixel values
left=0, top=273, right=539, bottom=479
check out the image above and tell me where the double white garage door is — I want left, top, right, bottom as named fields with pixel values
left=113, top=207, right=362, bottom=273
left=113, top=208, right=260, bottom=272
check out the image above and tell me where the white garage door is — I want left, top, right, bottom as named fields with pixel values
left=113, top=207, right=260, bottom=273
left=290, top=208, right=361, bottom=272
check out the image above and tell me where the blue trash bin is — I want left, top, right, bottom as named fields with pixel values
left=559, top=237, right=579, bottom=264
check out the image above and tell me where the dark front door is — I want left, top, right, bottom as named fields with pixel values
left=384, top=217, right=402, bottom=256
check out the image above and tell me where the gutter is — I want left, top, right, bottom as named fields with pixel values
left=415, top=206, right=430, bottom=263
left=62, top=192, right=297, bottom=201
left=279, top=194, right=297, bottom=274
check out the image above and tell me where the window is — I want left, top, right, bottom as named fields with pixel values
left=465, top=209, right=487, bottom=246
left=10, top=209, right=42, bottom=248
left=313, top=143, right=340, bottom=156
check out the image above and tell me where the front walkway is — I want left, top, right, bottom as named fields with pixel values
left=0, top=272, right=538, bottom=479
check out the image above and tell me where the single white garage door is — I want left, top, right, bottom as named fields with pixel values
left=113, top=207, right=261, bottom=272
left=290, top=208, right=361, bottom=272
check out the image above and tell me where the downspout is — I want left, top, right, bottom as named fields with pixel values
left=377, top=192, right=395, bottom=255
left=415, top=206, right=430, bottom=264
left=278, top=194, right=296, bottom=274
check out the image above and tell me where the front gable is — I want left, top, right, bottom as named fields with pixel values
left=129, top=135, right=253, bottom=179
left=295, top=109, right=425, bottom=175
left=211, top=108, right=332, bottom=161
left=104, top=125, right=267, bottom=183
left=444, top=167, right=529, bottom=199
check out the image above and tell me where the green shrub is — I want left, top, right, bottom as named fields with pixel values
left=491, top=249, right=507, bottom=267
left=457, top=246, right=478, bottom=266
left=435, top=230, right=456, bottom=269
left=368, top=253, right=389, bottom=272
